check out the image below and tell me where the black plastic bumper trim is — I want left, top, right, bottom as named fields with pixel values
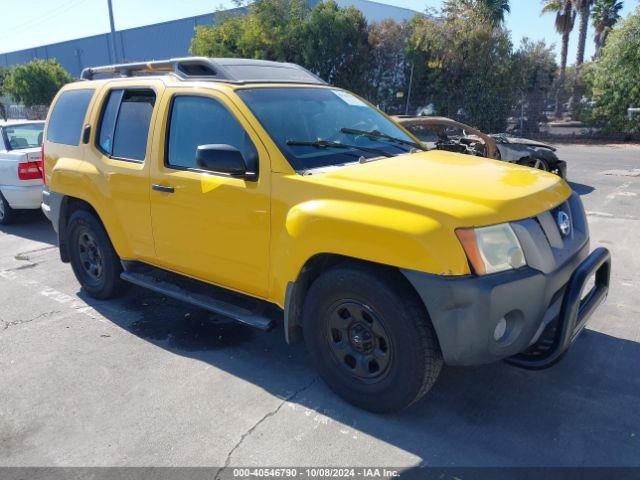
left=507, top=247, right=611, bottom=369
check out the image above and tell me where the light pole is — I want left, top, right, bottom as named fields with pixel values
left=404, top=63, right=415, bottom=116
left=107, top=0, right=118, bottom=64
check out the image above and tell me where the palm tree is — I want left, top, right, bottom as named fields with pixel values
left=479, top=0, right=511, bottom=25
left=592, top=0, right=623, bottom=58
left=443, top=0, right=510, bottom=26
left=542, top=0, right=576, bottom=118
left=568, top=0, right=594, bottom=113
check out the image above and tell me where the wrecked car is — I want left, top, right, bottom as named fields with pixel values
left=394, top=116, right=567, bottom=178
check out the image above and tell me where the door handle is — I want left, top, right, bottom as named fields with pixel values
left=82, top=124, right=91, bottom=144
left=152, top=184, right=174, bottom=193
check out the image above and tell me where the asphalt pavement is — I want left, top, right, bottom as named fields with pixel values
left=0, top=144, right=639, bottom=468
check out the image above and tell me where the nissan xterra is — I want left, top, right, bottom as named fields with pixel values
left=42, top=58, right=611, bottom=412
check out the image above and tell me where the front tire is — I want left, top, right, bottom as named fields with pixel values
left=519, top=156, right=550, bottom=172
left=67, top=209, right=124, bottom=299
left=302, top=263, right=443, bottom=413
left=0, top=192, right=15, bottom=225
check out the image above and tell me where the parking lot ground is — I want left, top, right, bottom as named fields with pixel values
left=1, top=144, right=639, bottom=468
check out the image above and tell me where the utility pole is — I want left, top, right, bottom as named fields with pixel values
left=107, top=0, right=118, bottom=64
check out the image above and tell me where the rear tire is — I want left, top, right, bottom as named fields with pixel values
left=302, top=263, right=442, bottom=413
left=67, top=209, right=124, bottom=299
left=0, top=192, right=15, bottom=225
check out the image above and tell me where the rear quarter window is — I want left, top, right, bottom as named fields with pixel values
left=46, top=89, right=95, bottom=146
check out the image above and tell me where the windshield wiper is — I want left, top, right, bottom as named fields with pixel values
left=286, top=139, right=395, bottom=158
left=340, top=127, right=426, bottom=151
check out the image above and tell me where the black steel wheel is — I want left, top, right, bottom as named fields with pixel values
left=67, top=209, right=124, bottom=299
left=77, top=228, right=105, bottom=282
left=303, top=262, right=443, bottom=413
left=326, top=300, right=393, bottom=382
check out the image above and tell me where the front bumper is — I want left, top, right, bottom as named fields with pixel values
left=509, top=246, right=610, bottom=368
left=554, top=160, right=567, bottom=179
left=402, top=243, right=611, bottom=368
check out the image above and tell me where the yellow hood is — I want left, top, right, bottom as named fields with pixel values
left=306, top=150, right=571, bottom=226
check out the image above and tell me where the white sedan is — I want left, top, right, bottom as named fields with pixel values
left=0, top=120, right=45, bottom=225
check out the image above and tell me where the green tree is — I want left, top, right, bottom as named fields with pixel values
left=366, top=20, right=412, bottom=112
left=190, top=13, right=246, bottom=57
left=444, top=0, right=511, bottom=26
left=512, top=39, right=558, bottom=133
left=541, top=0, right=576, bottom=118
left=298, top=1, right=371, bottom=93
left=190, top=0, right=309, bottom=61
left=592, top=0, right=623, bottom=58
left=237, top=0, right=309, bottom=61
left=3, top=59, right=73, bottom=108
left=190, top=0, right=370, bottom=94
left=586, top=6, right=640, bottom=132
left=0, top=67, right=9, bottom=120
left=408, top=12, right=515, bottom=131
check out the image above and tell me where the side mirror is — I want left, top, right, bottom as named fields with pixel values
left=196, top=144, right=248, bottom=177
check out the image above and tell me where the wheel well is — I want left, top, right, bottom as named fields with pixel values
left=283, top=254, right=426, bottom=344
left=57, top=197, right=104, bottom=263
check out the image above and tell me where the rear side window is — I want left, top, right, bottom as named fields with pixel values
left=97, top=89, right=156, bottom=162
left=47, top=89, right=94, bottom=146
left=166, top=95, right=256, bottom=170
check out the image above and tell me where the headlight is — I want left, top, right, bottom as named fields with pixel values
left=456, top=223, right=526, bottom=275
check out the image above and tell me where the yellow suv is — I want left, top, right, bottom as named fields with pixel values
left=42, top=57, right=611, bottom=412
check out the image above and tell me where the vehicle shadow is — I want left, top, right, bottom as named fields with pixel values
left=570, top=181, right=595, bottom=196
left=0, top=210, right=56, bottom=245
left=80, top=286, right=640, bottom=467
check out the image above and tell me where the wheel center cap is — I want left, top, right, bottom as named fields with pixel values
left=348, top=323, right=374, bottom=353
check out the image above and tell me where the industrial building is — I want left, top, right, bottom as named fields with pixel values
left=0, top=0, right=418, bottom=77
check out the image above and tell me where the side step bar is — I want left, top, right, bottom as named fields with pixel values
left=120, top=271, right=274, bottom=331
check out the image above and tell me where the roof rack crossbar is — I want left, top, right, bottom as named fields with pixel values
left=79, top=57, right=327, bottom=85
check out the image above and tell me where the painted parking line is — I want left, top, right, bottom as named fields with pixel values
left=0, top=267, right=108, bottom=322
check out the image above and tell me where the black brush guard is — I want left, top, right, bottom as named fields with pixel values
left=508, top=247, right=611, bottom=369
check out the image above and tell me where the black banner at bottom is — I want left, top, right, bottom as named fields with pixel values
left=0, top=467, right=638, bottom=480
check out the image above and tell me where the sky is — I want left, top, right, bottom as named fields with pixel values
left=0, top=0, right=637, bottom=62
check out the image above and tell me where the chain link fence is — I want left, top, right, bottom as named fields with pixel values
left=3, top=104, right=49, bottom=121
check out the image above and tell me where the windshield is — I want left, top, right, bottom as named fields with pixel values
left=2, top=123, right=45, bottom=150
left=237, top=87, right=415, bottom=171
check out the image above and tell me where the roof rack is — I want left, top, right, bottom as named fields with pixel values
left=80, top=57, right=328, bottom=85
